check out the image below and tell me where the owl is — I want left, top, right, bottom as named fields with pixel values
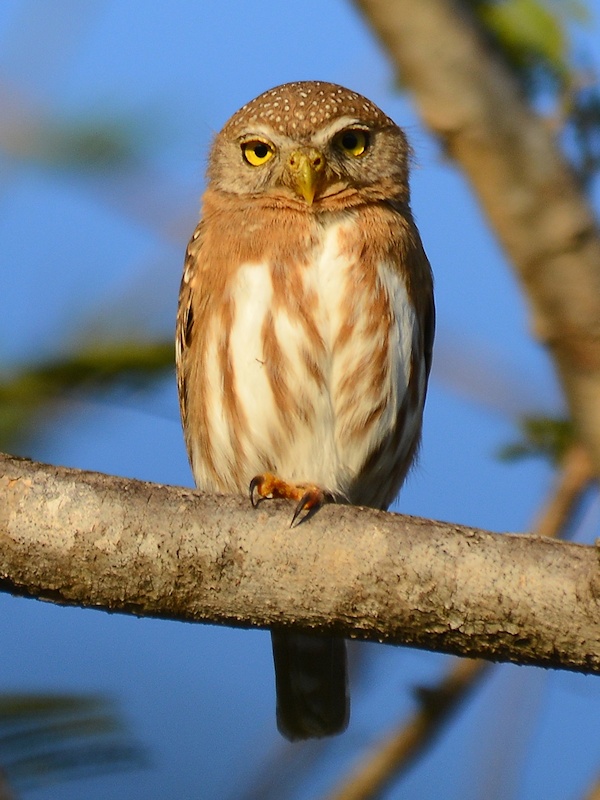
left=176, top=81, right=435, bottom=740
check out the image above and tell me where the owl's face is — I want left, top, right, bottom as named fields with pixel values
left=207, top=81, right=411, bottom=208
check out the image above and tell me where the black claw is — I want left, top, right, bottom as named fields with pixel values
left=290, top=492, right=312, bottom=528
left=249, top=477, right=261, bottom=508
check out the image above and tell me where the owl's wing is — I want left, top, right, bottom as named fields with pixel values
left=176, top=220, right=204, bottom=431
left=387, top=199, right=435, bottom=382
left=423, top=277, right=436, bottom=381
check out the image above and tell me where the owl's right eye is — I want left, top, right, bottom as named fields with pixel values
left=241, top=139, right=275, bottom=166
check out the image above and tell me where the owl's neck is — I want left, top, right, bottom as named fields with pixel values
left=201, top=183, right=411, bottom=221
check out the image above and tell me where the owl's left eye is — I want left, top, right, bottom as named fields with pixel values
left=241, top=139, right=275, bottom=166
left=334, top=129, right=370, bottom=157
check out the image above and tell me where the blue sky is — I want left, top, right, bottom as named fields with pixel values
left=1, top=1, right=600, bottom=798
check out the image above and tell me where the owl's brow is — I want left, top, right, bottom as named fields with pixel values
left=234, top=124, right=277, bottom=144
left=310, top=117, right=373, bottom=147
left=234, top=127, right=316, bottom=152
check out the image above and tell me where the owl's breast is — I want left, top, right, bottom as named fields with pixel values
left=308, top=214, right=422, bottom=505
left=184, top=209, right=425, bottom=504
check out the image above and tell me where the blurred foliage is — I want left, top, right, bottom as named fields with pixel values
left=468, top=0, right=583, bottom=90
left=1, top=111, right=146, bottom=171
left=34, top=118, right=138, bottom=170
left=0, top=340, right=174, bottom=452
left=498, top=415, right=575, bottom=464
left=466, top=0, right=600, bottom=184
left=0, top=693, right=145, bottom=794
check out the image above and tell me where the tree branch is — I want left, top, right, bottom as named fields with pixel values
left=354, top=0, right=600, bottom=478
left=1, top=452, right=600, bottom=673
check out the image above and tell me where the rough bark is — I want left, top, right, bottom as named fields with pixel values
left=1, top=452, right=600, bottom=674
left=354, top=0, right=600, bottom=477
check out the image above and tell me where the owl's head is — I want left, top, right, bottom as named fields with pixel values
left=206, top=81, right=411, bottom=208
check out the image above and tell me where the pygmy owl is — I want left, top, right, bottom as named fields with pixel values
left=176, top=81, right=435, bottom=740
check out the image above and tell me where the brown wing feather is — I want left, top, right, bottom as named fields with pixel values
left=176, top=221, right=203, bottom=431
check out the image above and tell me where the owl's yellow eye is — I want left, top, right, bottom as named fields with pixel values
left=241, top=139, right=275, bottom=166
left=335, top=129, right=369, bottom=157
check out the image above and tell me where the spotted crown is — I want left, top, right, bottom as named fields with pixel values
left=221, top=81, right=395, bottom=140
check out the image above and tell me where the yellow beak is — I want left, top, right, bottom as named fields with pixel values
left=286, top=149, right=325, bottom=205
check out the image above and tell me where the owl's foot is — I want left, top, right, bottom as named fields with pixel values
left=249, top=473, right=330, bottom=526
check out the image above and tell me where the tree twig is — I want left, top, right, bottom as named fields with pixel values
left=325, top=659, right=491, bottom=800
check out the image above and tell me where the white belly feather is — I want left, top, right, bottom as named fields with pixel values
left=191, top=216, right=418, bottom=503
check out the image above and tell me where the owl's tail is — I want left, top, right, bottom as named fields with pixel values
left=271, top=630, right=349, bottom=740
